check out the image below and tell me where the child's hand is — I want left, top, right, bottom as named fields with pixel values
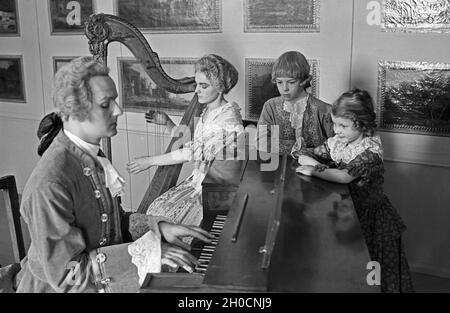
left=296, top=165, right=315, bottom=176
left=126, top=157, right=153, bottom=174
left=297, top=155, right=320, bottom=166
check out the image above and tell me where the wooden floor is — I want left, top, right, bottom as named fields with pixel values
left=411, top=272, right=450, bottom=293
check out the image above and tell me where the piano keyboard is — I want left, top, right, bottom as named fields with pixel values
left=192, top=214, right=227, bottom=274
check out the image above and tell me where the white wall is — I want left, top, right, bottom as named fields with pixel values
left=0, top=0, right=42, bottom=191
left=0, top=0, right=449, bottom=277
left=384, top=161, right=450, bottom=278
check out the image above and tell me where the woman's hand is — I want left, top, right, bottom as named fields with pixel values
left=126, top=157, right=153, bottom=174
left=145, top=111, right=171, bottom=126
left=296, top=165, right=315, bottom=176
left=297, top=155, right=320, bottom=166
left=158, top=222, right=213, bottom=251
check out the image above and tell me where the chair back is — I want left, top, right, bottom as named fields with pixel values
left=0, top=175, right=26, bottom=264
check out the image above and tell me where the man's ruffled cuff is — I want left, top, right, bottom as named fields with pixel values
left=127, top=230, right=162, bottom=286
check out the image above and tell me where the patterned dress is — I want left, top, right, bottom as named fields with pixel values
left=146, top=102, right=244, bottom=227
left=257, top=94, right=334, bottom=154
left=296, top=135, right=415, bottom=293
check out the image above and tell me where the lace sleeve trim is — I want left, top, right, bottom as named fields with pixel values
left=127, top=230, right=162, bottom=286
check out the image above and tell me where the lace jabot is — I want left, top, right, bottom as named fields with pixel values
left=283, top=93, right=309, bottom=150
left=64, top=129, right=126, bottom=197
left=95, top=157, right=126, bottom=197
left=328, top=135, right=383, bottom=164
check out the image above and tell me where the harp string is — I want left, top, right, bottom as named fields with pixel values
left=119, top=43, right=133, bottom=211
left=145, top=114, right=151, bottom=189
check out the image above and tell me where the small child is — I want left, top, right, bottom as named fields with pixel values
left=257, top=51, right=334, bottom=154
left=294, top=89, right=414, bottom=293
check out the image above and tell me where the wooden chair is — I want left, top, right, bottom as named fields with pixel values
left=0, top=175, right=26, bottom=264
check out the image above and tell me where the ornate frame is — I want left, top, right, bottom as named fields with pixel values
left=0, top=0, right=20, bottom=36
left=48, top=0, right=94, bottom=35
left=382, top=0, right=450, bottom=33
left=115, top=0, right=221, bottom=34
left=244, top=0, right=320, bottom=33
left=377, top=60, right=450, bottom=136
left=118, top=57, right=196, bottom=115
left=52, top=56, right=78, bottom=74
left=245, top=58, right=319, bottom=121
left=0, top=55, right=25, bottom=102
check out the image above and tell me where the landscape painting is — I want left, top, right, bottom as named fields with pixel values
left=116, top=0, right=221, bottom=33
left=382, top=0, right=450, bottom=33
left=0, top=0, right=19, bottom=35
left=49, top=0, right=94, bottom=34
left=0, top=56, right=25, bottom=101
left=244, top=0, right=319, bottom=32
left=378, top=61, right=450, bottom=136
left=119, top=57, right=196, bottom=115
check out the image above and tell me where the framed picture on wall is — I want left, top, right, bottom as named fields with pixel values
left=48, top=0, right=94, bottom=34
left=378, top=61, right=450, bottom=136
left=52, top=56, right=78, bottom=74
left=0, top=55, right=25, bottom=102
left=118, top=57, right=196, bottom=115
left=382, top=0, right=450, bottom=33
left=0, top=0, right=19, bottom=35
left=244, top=0, right=320, bottom=32
left=116, top=0, right=221, bottom=33
left=245, top=58, right=319, bottom=121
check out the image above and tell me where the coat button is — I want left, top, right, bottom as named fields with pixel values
left=83, top=167, right=92, bottom=176
left=96, top=253, right=106, bottom=263
left=94, top=190, right=101, bottom=198
left=99, top=238, right=107, bottom=246
left=101, top=213, right=108, bottom=222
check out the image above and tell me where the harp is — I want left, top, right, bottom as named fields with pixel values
left=84, top=13, right=203, bottom=213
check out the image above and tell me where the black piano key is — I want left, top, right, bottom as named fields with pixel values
left=185, top=213, right=228, bottom=275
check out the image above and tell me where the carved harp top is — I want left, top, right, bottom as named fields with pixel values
left=84, top=13, right=202, bottom=213
left=84, top=13, right=196, bottom=94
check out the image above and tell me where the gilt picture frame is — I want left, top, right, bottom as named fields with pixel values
left=382, top=0, right=450, bottom=33
left=48, top=0, right=94, bottom=34
left=377, top=61, right=450, bottom=136
left=115, top=0, right=221, bottom=33
left=244, top=0, right=320, bottom=33
left=52, top=56, right=78, bottom=74
left=0, top=55, right=25, bottom=102
left=118, top=57, right=196, bottom=115
left=0, top=0, right=19, bottom=36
